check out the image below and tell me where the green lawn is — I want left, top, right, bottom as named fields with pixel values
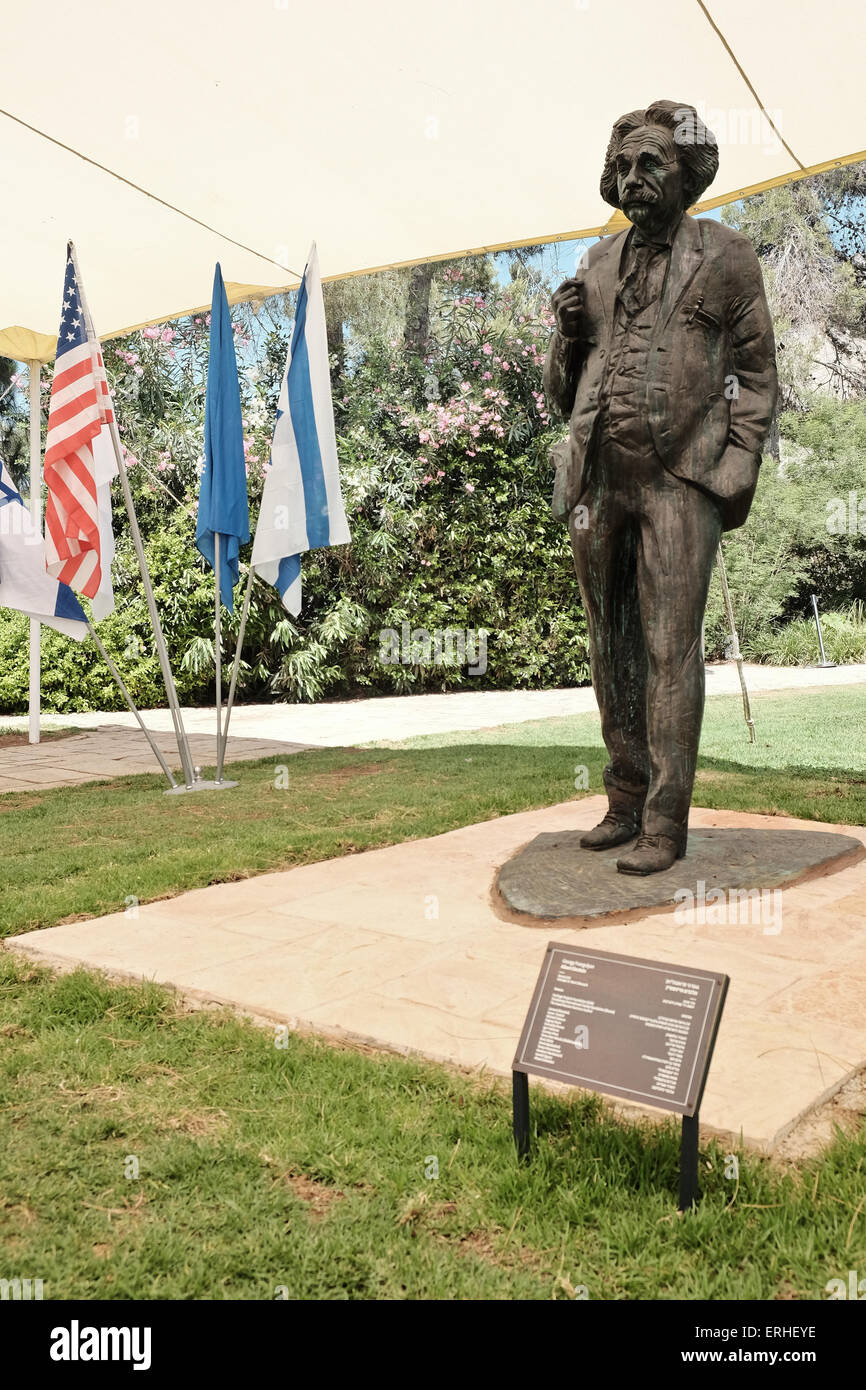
left=0, top=686, right=864, bottom=939
left=0, top=681, right=861, bottom=934
left=0, top=953, right=863, bottom=1301
left=378, top=682, right=866, bottom=775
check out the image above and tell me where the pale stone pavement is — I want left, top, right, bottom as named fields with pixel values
left=9, top=796, right=866, bottom=1152
left=1, top=661, right=864, bottom=793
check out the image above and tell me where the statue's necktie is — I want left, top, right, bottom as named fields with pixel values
left=616, top=242, right=665, bottom=318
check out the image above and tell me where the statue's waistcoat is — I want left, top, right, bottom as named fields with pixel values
left=596, top=240, right=669, bottom=455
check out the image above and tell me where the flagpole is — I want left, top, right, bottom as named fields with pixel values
left=214, top=533, right=223, bottom=779
left=28, top=362, right=41, bottom=746
left=85, top=620, right=177, bottom=788
left=108, top=418, right=198, bottom=788
left=68, top=243, right=197, bottom=789
left=218, top=563, right=254, bottom=778
left=104, top=451, right=278, bottom=767
left=218, top=239, right=347, bottom=778
left=716, top=542, right=755, bottom=743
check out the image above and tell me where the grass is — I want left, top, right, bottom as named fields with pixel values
left=1, top=686, right=864, bottom=939
left=1, top=684, right=864, bottom=1299
left=377, top=683, right=866, bottom=775
left=0, top=953, right=863, bottom=1301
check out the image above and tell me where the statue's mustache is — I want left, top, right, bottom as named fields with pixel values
left=624, top=191, right=657, bottom=203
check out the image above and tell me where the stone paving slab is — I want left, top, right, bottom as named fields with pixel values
left=8, top=795, right=866, bottom=1152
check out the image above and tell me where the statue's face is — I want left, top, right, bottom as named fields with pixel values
left=615, top=125, right=685, bottom=237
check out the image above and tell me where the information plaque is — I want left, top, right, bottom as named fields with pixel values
left=512, top=942, right=729, bottom=1208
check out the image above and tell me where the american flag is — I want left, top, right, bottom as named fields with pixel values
left=44, top=243, right=117, bottom=604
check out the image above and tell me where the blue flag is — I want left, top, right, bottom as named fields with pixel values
left=196, top=264, right=250, bottom=611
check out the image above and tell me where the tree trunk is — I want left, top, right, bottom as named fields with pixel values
left=323, top=285, right=345, bottom=385
left=403, top=263, right=435, bottom=358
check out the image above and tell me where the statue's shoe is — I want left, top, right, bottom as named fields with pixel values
left=579, top=811, right=641, bottom=851
left=616, top=833, right=686, bottom=876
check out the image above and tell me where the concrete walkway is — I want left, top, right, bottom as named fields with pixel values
left=0, top=727, right=310, bottom=793
left=9, top=795, right=866, bottom=1152
left=2, top=662, right=864, bottom=794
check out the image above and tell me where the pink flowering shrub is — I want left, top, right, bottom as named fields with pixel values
left=287, top=256, right=589, bottom=698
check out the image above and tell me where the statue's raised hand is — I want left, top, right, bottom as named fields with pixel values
left=552, top=278, right=584, bottom=342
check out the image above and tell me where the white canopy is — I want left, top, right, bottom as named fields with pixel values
left=1, top=0, right=863, bottom=362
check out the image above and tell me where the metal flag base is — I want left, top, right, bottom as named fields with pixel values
left=164, top=777, right=238, bottom=796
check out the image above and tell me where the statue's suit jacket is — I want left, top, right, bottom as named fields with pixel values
left=544, top=214, right=777, bottom=530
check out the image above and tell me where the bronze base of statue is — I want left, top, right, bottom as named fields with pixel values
left=495, top=827, right=863, bottom=925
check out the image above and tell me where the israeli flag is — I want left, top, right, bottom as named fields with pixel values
left=251, top=244, right=350, bottom=615
left=0, top=460, right=88, bottom=639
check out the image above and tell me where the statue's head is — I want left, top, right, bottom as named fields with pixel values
left=600, top=100, right=719, bottom=238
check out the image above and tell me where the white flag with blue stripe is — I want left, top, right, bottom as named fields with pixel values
left=251, top=243, right=350, bottom=615
left=0, top=460, right=88, bottom=638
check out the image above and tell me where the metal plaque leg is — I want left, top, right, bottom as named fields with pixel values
left=512, top=1070, right=530, bottom=1161
left=679, top=1112, right=700, bottom=1211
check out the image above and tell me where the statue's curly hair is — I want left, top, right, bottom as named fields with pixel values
left=599, top=99, right=719, bottom=210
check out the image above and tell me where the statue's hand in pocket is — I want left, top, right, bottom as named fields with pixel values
left=549, top=436, right=572, bottom=521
